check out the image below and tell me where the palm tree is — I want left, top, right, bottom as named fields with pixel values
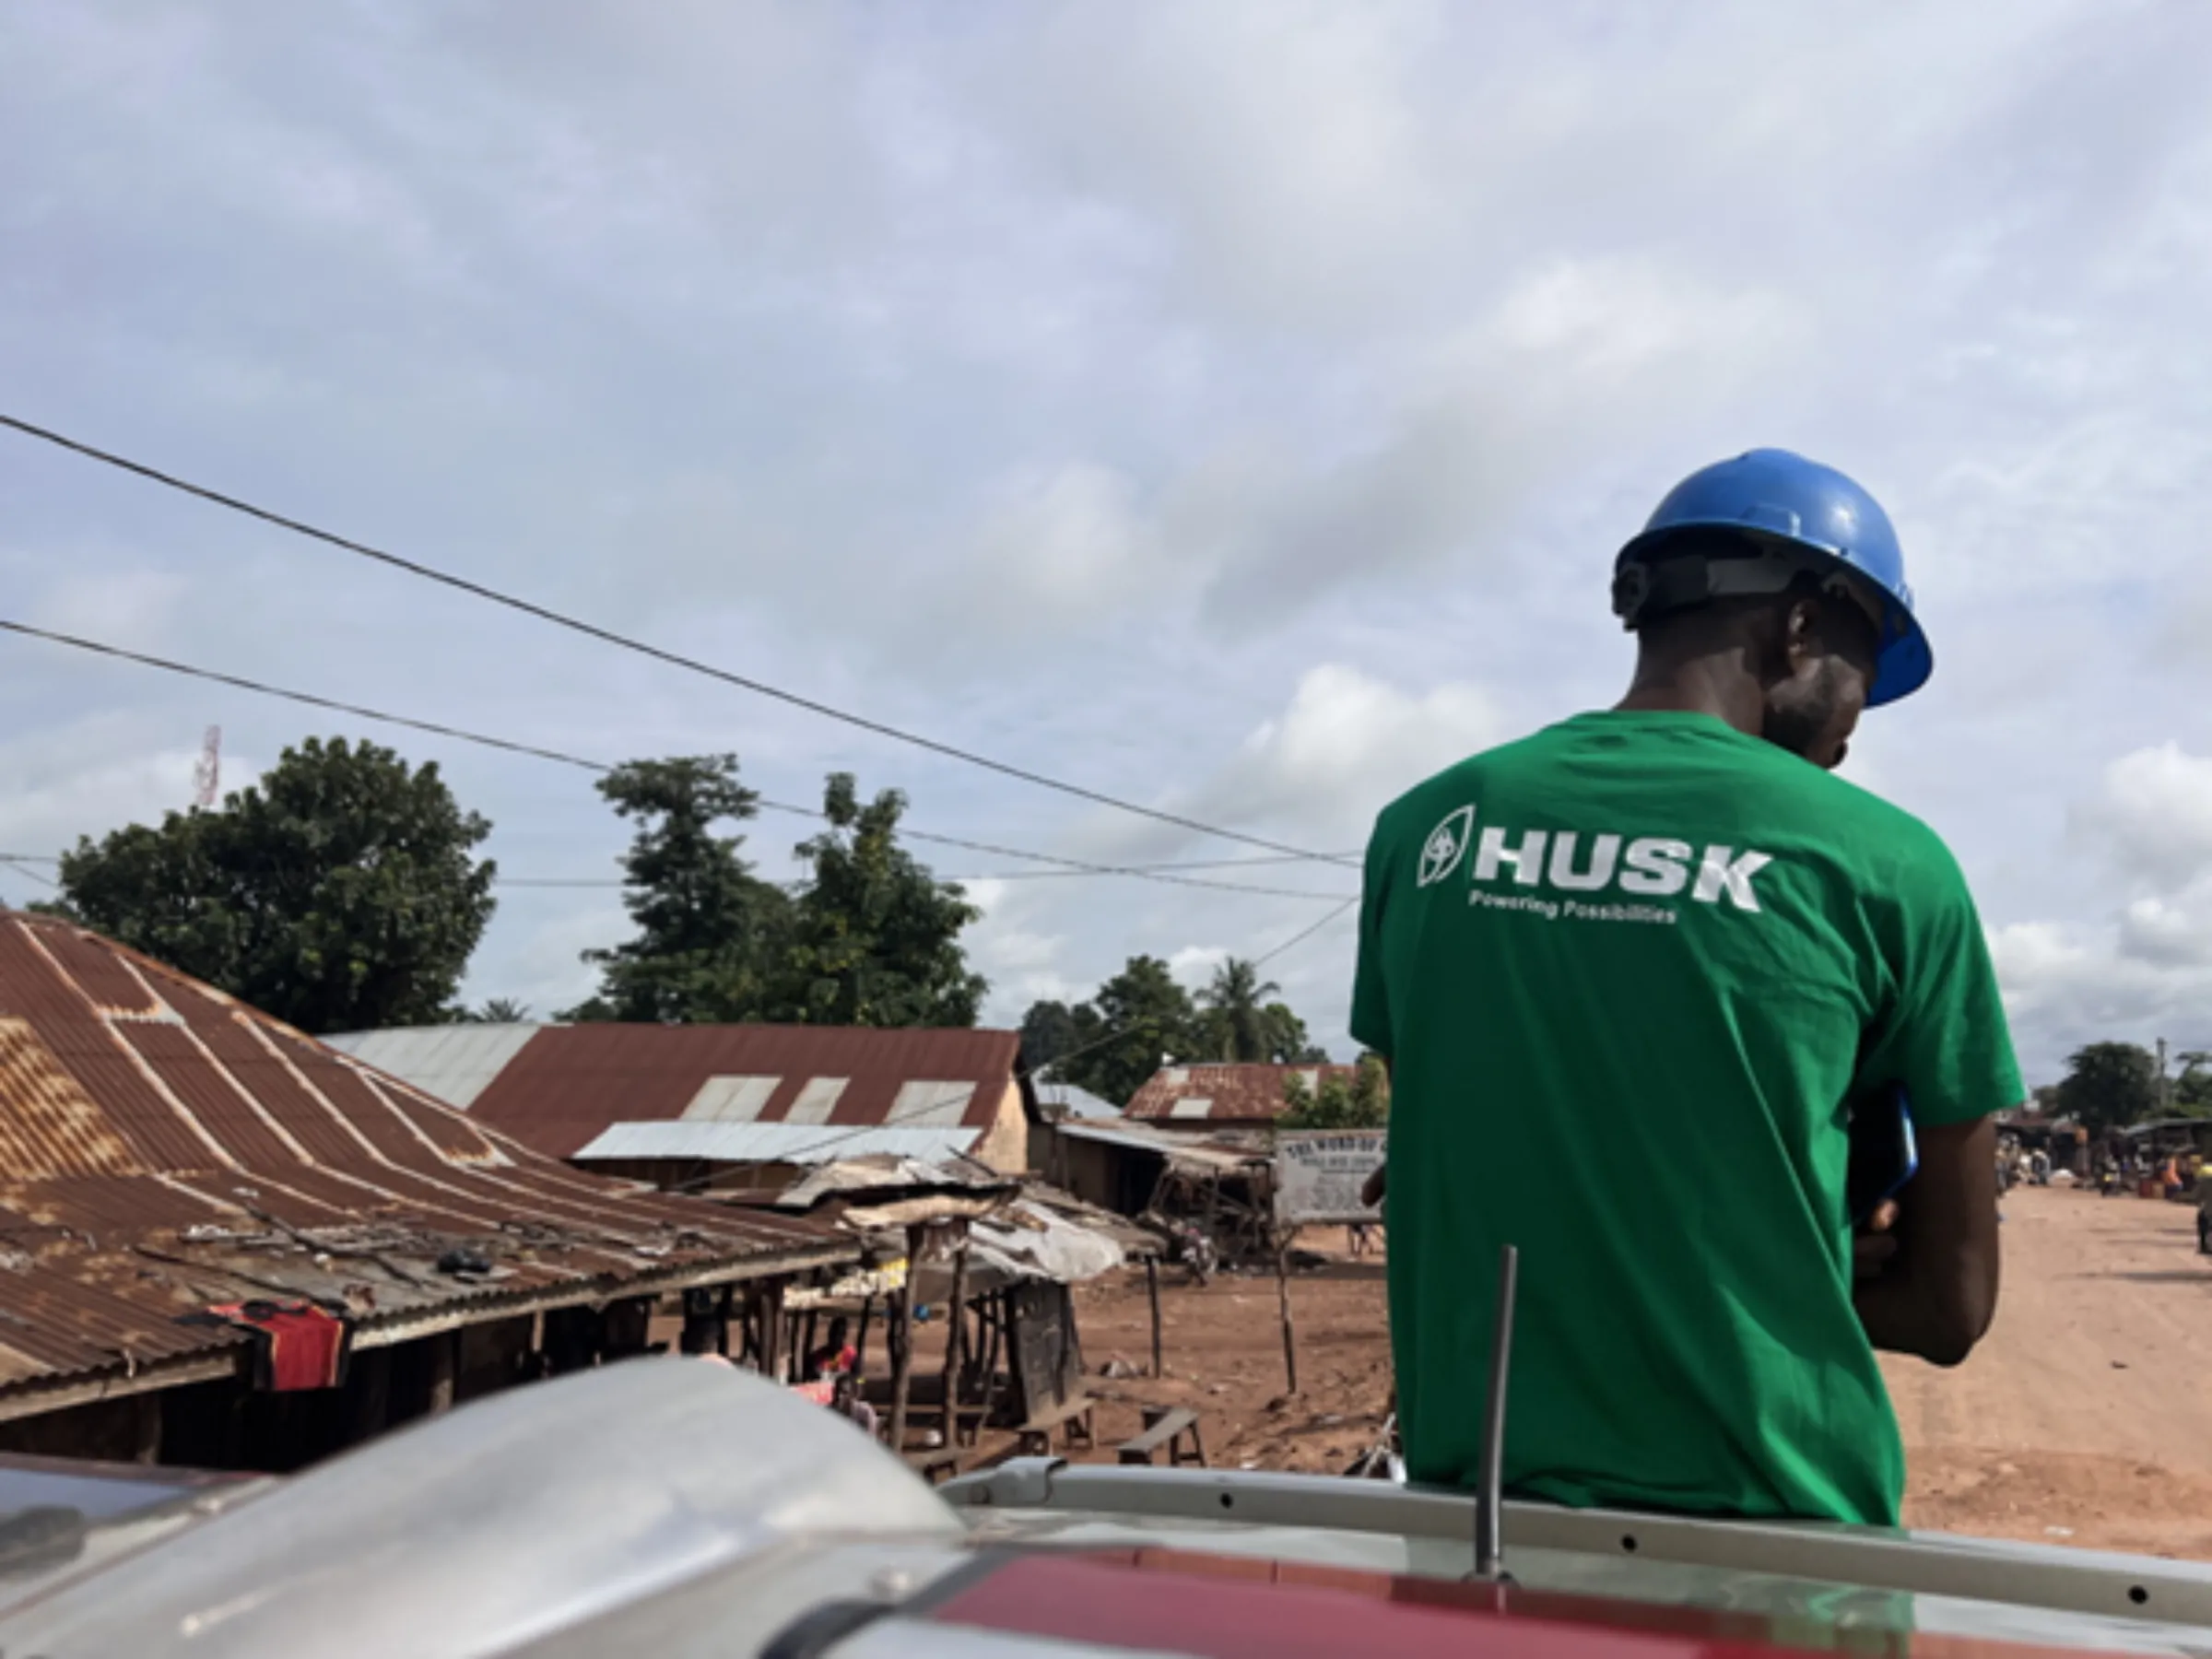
left=465, top=997, right=534, bottom=1024
left=1198, top=958, right=1279, bottom=1062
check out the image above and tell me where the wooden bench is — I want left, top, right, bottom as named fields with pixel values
left=1118, top=1406, right=1206, bottom=1468
left=1015, top=1394, right=1098, bottom=1458
left=907, top=1446, right=965, bottom=1486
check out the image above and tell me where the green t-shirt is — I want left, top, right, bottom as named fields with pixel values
left=1351, top=710, right=2022, bottom=1527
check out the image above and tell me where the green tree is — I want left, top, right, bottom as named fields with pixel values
left=1198, top=958, right=1279, bottom=1061
left=2056, top=1041, right=2162, bottom=1136
left=1050, top=955, right=1203, bottom=1105
left=460, top=997, right=533, bottom=1024
left=2173, top=1051, right=2212, bottom=1115
left=565, top=755, right=792, bottom=1022
left=1018, top=998, right=1104, bottom=1076
left=57, top=737, right=495, bottom=1035
left=1278, top=1054, right=1390, bottom=1130
left=1258, top=1001, right=1328, bottom=1064
left=767, top=773, right=984, bottom=1027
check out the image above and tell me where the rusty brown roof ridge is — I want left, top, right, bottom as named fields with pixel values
left=0, top=913, right=853, bottom=1413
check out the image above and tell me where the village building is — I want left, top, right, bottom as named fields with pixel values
left=327, top=1023, right=1041, bottom=1189
left=1122, top=1061, right=1361, bottom=1129
left=0, top=914, right=853, bottom=1470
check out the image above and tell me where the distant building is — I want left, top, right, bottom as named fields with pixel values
left=1031, top=1080, right=1122, bottom=1123
left=0, top=916, right=849, bottom=1468
left=326, top=1023, right=1041, bottom=1187
left=1124, top=1062, right=1359, bottom=1128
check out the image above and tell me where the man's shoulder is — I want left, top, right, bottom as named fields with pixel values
left=1371, top=732, right=1547, bottom=843
left=1790, top=764, right=1959, bottom=872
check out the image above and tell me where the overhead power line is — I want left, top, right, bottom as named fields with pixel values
left=0, top=619, right=1356, bottom=903
left=1253, top=896, right=1359, bottom=966
left=0, top=413, right=1352, bottom=866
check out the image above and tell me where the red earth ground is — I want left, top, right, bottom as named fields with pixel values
left=1032, top=1184, right=2212, bottom=1559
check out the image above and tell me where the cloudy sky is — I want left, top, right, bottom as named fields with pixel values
left=4, top=1, right=2210, bottom=1080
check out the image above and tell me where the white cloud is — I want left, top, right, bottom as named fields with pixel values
left=6, top=0, right=2212, bottom=1083
left=1167, top=944, right=1229, bottom=991
left=1176, top=665, right=1500, bottom=847
left=2071, top=743, right=2212, bottom=887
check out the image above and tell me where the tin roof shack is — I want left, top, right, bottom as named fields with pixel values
left=764, top=1158, right=1154, bottom=1471
left=0, top=913, right=853, bottom=1471
left=328, top=1023, right=1041, bottom=1187
left=1042, top=1120, right=1276, bottom=1253
left=1125, top=1063, right=1359, bottom=1128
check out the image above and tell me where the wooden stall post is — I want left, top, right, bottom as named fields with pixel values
left=1275, top=1237, right=1299, bottom=1395
left=1146, top=1255, right=1164, bottom=1378
left=977, top=1291, right=1006, bottom=1430
left=854, top=1293, right=875, bottom=1380
left=887, top=1224, right=923, bottom=1452
left=941, top=1240, right=971, bottom=1441
left=759, top=1279, right=786, bottom=1382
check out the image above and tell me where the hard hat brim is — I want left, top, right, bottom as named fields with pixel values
left=1617, top=523, right=1934, bottom=707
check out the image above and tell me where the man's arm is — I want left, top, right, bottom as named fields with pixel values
left=1853, top=1113, right=2002, bottom=1366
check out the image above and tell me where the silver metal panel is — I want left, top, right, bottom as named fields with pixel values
left=944, top=1462, right=2212, bottom=1641
left=1168, top=1096, right=1214, bottom=1120
left=784, top=1077, right=850, bottom=1126
left=322, top=1024, right=541, bottom=1110
left=0, top=1360, right=960, bottom=1659
left=888, top=1080, right=977, bottom=1128
left=680, top=1075, right=782, bottom=1123
left=571, top=1122, right=981, bottom=1165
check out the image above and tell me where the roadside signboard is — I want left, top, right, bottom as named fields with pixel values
left=1274, top=1130, right=1386, bottom=1227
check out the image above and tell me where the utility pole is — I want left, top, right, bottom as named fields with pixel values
left=2159, top=1037, right=2171, bottom=1116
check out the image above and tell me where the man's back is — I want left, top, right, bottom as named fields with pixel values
left=1352, top=709, right=2019, bottom=1525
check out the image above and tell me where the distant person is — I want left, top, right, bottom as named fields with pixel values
left=1354, top=451, right=2018, bottom=1528
left=807, top=1316, right=857, bottom=1381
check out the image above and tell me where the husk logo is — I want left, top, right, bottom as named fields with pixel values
left=1416, top=807, right=1774, bottom=916
left=1418, top=806, right=1475, bottom=887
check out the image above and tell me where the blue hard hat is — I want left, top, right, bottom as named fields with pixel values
left=1615, top=448, right=1932, bottom=706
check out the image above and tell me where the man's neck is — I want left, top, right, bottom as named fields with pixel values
left=1614, top=652, right=1765, bottom=739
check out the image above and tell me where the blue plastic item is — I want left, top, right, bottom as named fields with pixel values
left=1616, top=448, right=1932, bottom=706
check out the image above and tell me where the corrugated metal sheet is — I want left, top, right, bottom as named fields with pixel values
left=335, top=1021, right=1025, bottom=1160
left=1050, top=1120, right=1269, bottom=1173
left=1124, top=1063, right=1359, bottom=1124
left=1035, top=1082, right=1121, bottom=1121
left=0, top=915, right=852, bottom=1405
left=320, top=1025, right=541, bottom=1110
left=571, top=1124, right=982, bottom=1166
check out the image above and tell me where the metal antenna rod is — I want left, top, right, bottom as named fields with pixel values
left=1474, top=1243, right=1519, bottom=1580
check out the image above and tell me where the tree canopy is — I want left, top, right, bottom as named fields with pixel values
left=564, top=757, right=984, bottom=1028
left=1278, top=1054, right=1390, bottom=1130
left=2057, top=1041, right=2162, bottom=1136
left=563, top=756, right=792, bottom=1023
left=1020, top=954, right=1332, bottom=1104
left=771, top=773, right=984, bottom=1027
left=55, top=737, right=496, bottom=1035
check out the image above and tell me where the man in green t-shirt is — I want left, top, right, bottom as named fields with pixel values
left=1352, top=449, right=2019, bottom=1527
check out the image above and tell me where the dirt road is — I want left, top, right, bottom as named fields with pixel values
left=1065, top=1187, right=2212, bottom=1558
left=1883, top=1183, right=2212, bottom=1557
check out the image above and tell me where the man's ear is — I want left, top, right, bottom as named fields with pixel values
left=1783, top=596, right=1823, bottom=668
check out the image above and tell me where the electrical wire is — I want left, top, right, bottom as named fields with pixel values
left=0, top=619, right=1357, bottom=901
left=0, top=414, right=1353, bottom=865
left=1253, top=895, right=1360, bottom=967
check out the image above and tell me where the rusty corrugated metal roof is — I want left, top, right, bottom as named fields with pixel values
left=1124, top=1063, right=1360, bottom=1124
left=0, top=914, right=853, bottom=1404
left=336, top=1022, right=1026, bottom=1161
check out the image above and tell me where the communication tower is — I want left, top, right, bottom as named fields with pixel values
left=193, top=725, right=221, bottom=809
